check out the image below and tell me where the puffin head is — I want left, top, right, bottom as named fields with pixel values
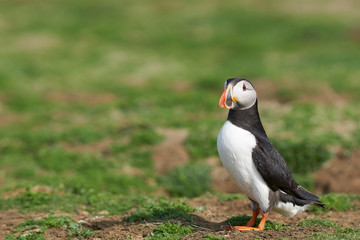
left=218, top=78, right=257, bottom=110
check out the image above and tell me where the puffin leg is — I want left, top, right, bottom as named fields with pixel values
left=226, top=212, right=269, bottom=231
left=246, top=208, right=260, bottom=227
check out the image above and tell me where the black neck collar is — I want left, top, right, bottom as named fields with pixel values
left=227, top=100, right=268, bottom=138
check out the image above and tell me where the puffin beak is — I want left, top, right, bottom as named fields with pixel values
left=218, top=86, right=232, bottom=109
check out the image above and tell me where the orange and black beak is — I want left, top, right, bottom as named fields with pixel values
left=218, top=85, right=234, bottom=109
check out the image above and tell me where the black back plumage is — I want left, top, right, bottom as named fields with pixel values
left=227, top=99, right=324, bottom=207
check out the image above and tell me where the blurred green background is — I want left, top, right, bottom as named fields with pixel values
left=0, top=0, right=360, bottom=212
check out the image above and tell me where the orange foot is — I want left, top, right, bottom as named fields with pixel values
left=226, top=212, right=269, bottom=231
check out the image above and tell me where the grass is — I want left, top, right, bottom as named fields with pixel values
left=309, top=193, right=355, bottom=215
left=147, top=222, right=193, bottom=240
left=160, top=163, right=213, bottom=198
left=307, top=228, right=360, bottom=240
left=298, top=218, right=360, bottom=239
left=298, top=219, right=337, bottom=228
left=0, top=187, right=150, bottom=215
left=5, top=214, right=95, bottom=240
left=217, top=193, right=246, bottom=202
left=272, top=139, right=332, bottom=175
left=123, top=201, right=195, bottom=222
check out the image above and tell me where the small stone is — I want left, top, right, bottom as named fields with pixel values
left=97, top=210, right=109, bottom=215
left=77, top=210, right=90, bottom=217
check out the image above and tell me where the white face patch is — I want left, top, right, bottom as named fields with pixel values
left=232, top=80, right=257, bottom=110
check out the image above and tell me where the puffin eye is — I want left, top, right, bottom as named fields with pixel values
left=243, top=84, right=247, bottom=91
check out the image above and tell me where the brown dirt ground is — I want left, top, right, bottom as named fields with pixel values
left=153, top=128, right=190, bottom=174
left=315, top=149, right=360, bottom=194
left=2, top=197, right=359, bottom=240
left=46, top=92, right=117, bottom=105
left=62, top=139, right=114, bottom=154
left=0, top=113, right=25, bottom=127
left=2, top=185, right=54, bottom=200
left=0, top=210, right=89, bottom=240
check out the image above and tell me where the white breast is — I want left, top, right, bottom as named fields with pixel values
left=217, top=120, right=270, bottom=210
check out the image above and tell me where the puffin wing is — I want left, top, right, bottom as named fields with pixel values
left=252, top=135, right=322, bottom=204
left=251, top=136, right=296, bottom=192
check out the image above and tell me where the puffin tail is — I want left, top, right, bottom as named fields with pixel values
left=287, top=185, right=324, bottom=208
left=274, top=185, right=324, bottom=217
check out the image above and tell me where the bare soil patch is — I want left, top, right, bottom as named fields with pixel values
left=0, top=210, right=87, bottom=239
left=46, top=92, right=117, bottom=105
left=2, top=185, right=53, bottom=200
left=315, top=149, right=360, bottom=194
left=0, top=105, right=25, bottom=127
left=351, top=26, right=360, bottom=42
left=123, top=76, right=148, bottom=87
left=153, top=128, right=190, bottom=174
left=297, top=83, right=351, bottom=107
left=14, top=34, right=60, bottom=51
left=275, top=0, right=360, bottom=16
left=171, top=81, right=192, bottom=92
left=62, top=138, right=113, bottom=154
left=253, top=80, right=280, bottom=103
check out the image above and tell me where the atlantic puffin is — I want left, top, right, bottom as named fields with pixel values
left=217, top=78, right=324, bottom=231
